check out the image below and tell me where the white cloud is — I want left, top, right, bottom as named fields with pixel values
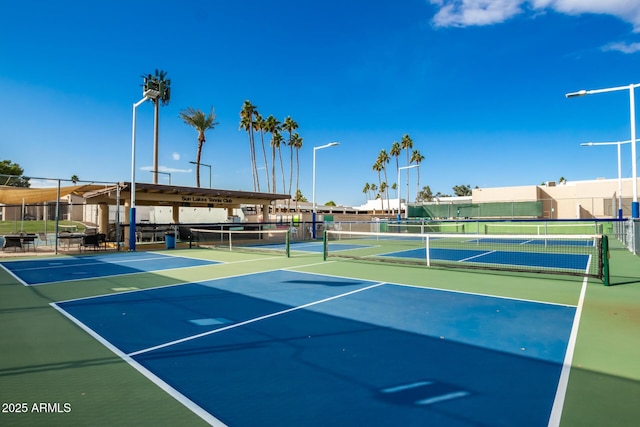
left=430, top=0, right=523, bottom=27
left=429, top=0, right=640, bottom=31
left=172, top=152, right=180, bottom=160
left=603, top=41, right=640, bottom=53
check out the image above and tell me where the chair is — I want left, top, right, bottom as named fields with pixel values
left=2, top=236, right=22, bottom=252
left=83, top=233, right=106, bottom=252
left=21, top=234, right=37, bottom=252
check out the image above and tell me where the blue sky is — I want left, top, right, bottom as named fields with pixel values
left=2, top=0, right=640, bottom=206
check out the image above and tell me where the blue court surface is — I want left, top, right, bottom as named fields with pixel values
left=0, top=252, right=219, bottom=286
left=256, top=241, right=370, bottom=253
left=469, top=237, right=594, bottom=247
left=381, top=247, right=590, bottom=272
left=53, top=270, right=576, bottom=426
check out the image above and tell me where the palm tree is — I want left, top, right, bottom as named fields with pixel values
left=239, top=100, right=259, bottom=191
left=253, top=113, right=270, bottom=192
left=400, top=134, right=414, bottom=201
left=275, top=132, right=286, bottom=192
left=70, top=175, right=79, bottom=185
left=377, top=150, right=390, bottom=214
left=362, top=183, right=371, bottom=202
left=390, top=141, right=401, bottom=178
left=410, top=149, right=425, bottom=197
left=180, top=107, right=218, bottom=187
left=142, top=70, right=171, bottom=184
left=264, top=115, right=281, bottom=192
left=282, top=116, right=298, bottom=197
left=291, top=133, right=304, bottom=210
left=372, top=161, right=384, bottom=213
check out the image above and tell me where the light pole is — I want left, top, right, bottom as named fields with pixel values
left=397, top=164, right=419, bottom=221
left=189, top=161, right=212, bottom=188
left=566, top=83, right=640, bottom=218
left=581, top=140, right=634, bottom=219
left=150, top=170, right=172, bottom=185
left=312, top=142, right=339, bottom=239
left=130, top=88, right=160, bottom=251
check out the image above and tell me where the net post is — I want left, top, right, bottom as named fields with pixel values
left=425, top=234, right=431, bottom=267
left=602, top=235, right=610, bottom=286
left=286, top=229, right=291, bottom=258
left=323, top=230, right=328, bottom=261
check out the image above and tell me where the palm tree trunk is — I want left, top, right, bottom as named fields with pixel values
left=196, top=141, right=203, bottom=187
left=295, top=147, right=300, bottom=211
left=279, top=147, right=285, bottom=195
left=260, top=130, right=270, bottom=192
left=272, top=145, right=276, bottom=193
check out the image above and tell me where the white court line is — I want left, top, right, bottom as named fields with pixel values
left=7, top=255, right=175, bottom=272
left=381, top=381, right=433, bottom=393
left=416, top=391, right=471, bottom=405
left=0, top=263, right=29, bottom=286
left=547, top=256, right=591, bottom=427
left=49, top=302, right=227, bottom=427
left=458, top=250, right=497, bottom=263
left=128, top=281, right=387, bottom=357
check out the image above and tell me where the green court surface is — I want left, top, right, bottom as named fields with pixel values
left=0, top=244, right=639, bottom=426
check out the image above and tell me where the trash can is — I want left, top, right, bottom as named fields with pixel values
left=165, top=232, right=176, bottom=249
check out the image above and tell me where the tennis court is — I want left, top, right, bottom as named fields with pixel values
left=52, top=270, right=575, bottom=426
left=1, top=252, right=219, bottom=286
left=1, top=234, right=639, bottom=426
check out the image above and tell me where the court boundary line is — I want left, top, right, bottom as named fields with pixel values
left=15, top=259, right=222, bottom=287
left=48, top=302, right=227, bottom=427
left=127, top=280, right=388, bottom=357
left=0, top=262, right=29, bottom=286
left=547, top=258, right=590, bottom=426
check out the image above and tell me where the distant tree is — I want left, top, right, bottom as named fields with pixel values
left=253, top=113, right=270, bottom=192
left=293, top=189, right=307, bottom=203
left=400, top=134, right=414, bottom=200
left=291, top=133, right=304, bottom=210
left=559, top=176, right=567, bottom=184
left=180, top=107, right=218, bottom=187
left=324, top=200, right=336, bottom=206
left=377, top=150, right=391, bottom=213
left=239, top=100, right=259, bottom=191
left=362, top=183, right=371, bottom=201
left=416, top=185, right=433, bottom=202
left=70, top=175, right=79, bottom=184
left=0, top=160, right=29, bottom=187
left=282, top=116, right=298, bottom=197
left=410, top=149, right=425, bottom=195
left=372, top=161, right=384, bottom=212
left=453, top=184, right=473, bottom=197
left=264, top=115, right=281, bottom=192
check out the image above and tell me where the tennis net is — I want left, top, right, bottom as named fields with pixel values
left=323, top=230, right=609, bottom=283
left=190, top=227, right=290, bottom=256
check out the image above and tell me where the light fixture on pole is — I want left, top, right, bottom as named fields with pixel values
left=581, top=140, right=634, bottom=219
left=130, top=88, right=160, bottom=251
left=566, top=83, right=640, bottom=218
left=312, top=142, right=339, bottom=239
left=189, top=161, right=212, bottom=188
left=150, top=170, right=172, bottom=185
left=397, top=164, right=419, bottom=221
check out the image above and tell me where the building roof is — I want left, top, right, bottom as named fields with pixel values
left=84, top=182, right=290, bottom=208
